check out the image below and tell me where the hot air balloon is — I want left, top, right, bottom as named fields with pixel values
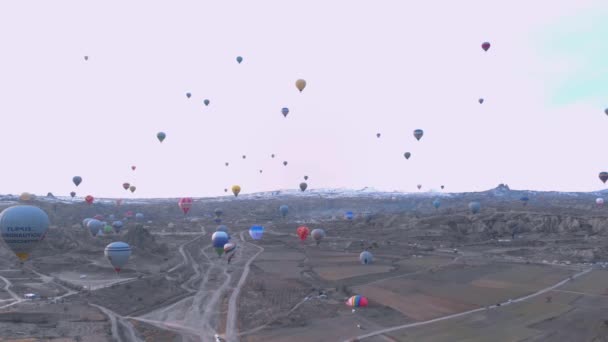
left=469, top=201, right=481, bottom=214
left=204, top=99, right=210, bottom=106
left=104, top=242, right=131, bottom=273
left=283, top=161, right=288, bottom=166
left=432, top=199, right=441, bottom=209
left=596, top=198, right=604, bottom=207
left=186, top=92, right=191, bottom=98
left=249, top=225, right=264, bottom=240
left=131, top=166, right=136, bottom=171
left=304, top=176, right=309, bottom=181
left=345, top=211, right=354, bottom=220
left=112, top=220, right=124, bottom=233
left=84, top=56, right=89, bottom=61
left=70, top=191, right=76, bottom=198
left=271, top=154, right=275, bottom=158
left=479, top=98, right=484, bottom=104
left=311, top=228, right=325, bottom=245
left=417, top=184, right=422, bottom=190
left=279, top=205, right=289, bottom=218
left=225, top=162, right=229, bottom=167
left=346, top=295, right=368, bottom=307
left=93, top=214, right=104, bottom=221
left=129, top=186, right=136, bottom=193
left=376, top=133, right=381, bottom=138
left=413, top=129, right=424, bottom=141
left=605, top=108, right=608, bottom=116
left=85, top=195, right=94, bottom=205
left=296, top=226, right=309, bottom=241
left=124, top=211, right=134, bottom=219
left=224, top=188, right=228, bottom=193
left=481, top=42, right=491, bottom=51
left=296, top=79, right=306, bottom=92
left=299, top=182, right=308, bottom=192
left=19, top=193, right=33, bottom=202
left=135, top=213, right=144, bottom=221
left=123, top=183, right=130, bottom=190
left=157, top=132, right=166, bottom=143
left=214, top=209, right=223, bottom=218
left=242, top=155, right=246, bottom=159
left=216, top=225, right=228, bottom=234
left=87, top=219, right=103, bottom=237
left=404, top=152, right=411, bottom=160
left=441, top=185, right=445, bottom=190
left=282, top=108, right=289, bottom=117
left=73, top=176, right=82, bottom=186
left=108, top=214, right=116, bottom=221
left=259, top=170, right=263, bottom=174
left=520, top=196, right=529, bottom=206
left=224, top=242, right=236, bottom=254
left=103, top=224, right=113, bottom=234
left=82, top=218, right=92, bottom=228
left=600, top=172, right=608, bottom=184
left=178, top=198, right=193, bottom=215
left=360, top=251, right=373, bottom=265
left=0, top=205, right=50, bottom=261
left=236, top=56, right=243, bottom=64
left=232, top=185, right=241, bottom=197
left=212, top=231, right=229, bottom=256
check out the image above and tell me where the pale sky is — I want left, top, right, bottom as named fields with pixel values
left=0, top=0, right=606, bottom=198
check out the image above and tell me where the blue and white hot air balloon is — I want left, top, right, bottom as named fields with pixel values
left=249, top=225, right=264, bottom=240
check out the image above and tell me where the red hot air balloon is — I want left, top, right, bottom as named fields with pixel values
left=296, top=226, right=310, bottom=241
left=482, top=42, right=491, bottom=51
left=122, top=183, right=130, bottom=190
left=178, top=197, right=193, bottom=215
left=125, top=211, right=134, bottom=218
left=85, top=195, right=94, bottom=205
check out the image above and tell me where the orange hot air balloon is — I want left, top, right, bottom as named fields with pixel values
left=296, top=226, right=310, bottom=241
left=178, top=197, right=193, bottom=215
left=85, top=195, right=94, bottom=205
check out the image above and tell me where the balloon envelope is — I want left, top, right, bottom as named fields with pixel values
left=87, top=219, right=103, bottom=237
left=224, top=242, right=236, bottom=254
left=311, top=228, right=325, bottom=244
left=481, top=42, right=491, bottom=51
left=178, top=198, right=193, bottom=215
left=360, top=251, right=373, bottom=265
left=249, top=225, right=264, bottom=240
left=469, top=201, right=481, bottom=214
left=279, top=205, right=289, bottom=217
left=296, top=226, right=310, bottom=241
left=104, top=242, right=131, bottom=272
left=112, top=220, right=124, bottom=233
left=70, top=191, right=76, bottom=198
left=432, top=199, right=441, bottom=209
left=345, top=211, right=354, bottom=220
left=295, top=79, right=306, bottom=92
left=123, top=183, right=130, bottom=190
left=232, top=185, right=241, bottom=197
left=413, top=129, right=424, bottom=141
left=299, top=182, right=308, bottom=192
left=281, top=108, right=289, bottom=117
left=129, top=186, right=136, bottom=193
left=157, top=132, right=166, bottom=142
left=73, top=176, right=82, bottom=186
left=135, top=213, right=144, bottom=221
left=236, top=56, right=243, bottom=63
left=346, top=295, right=368, bottom=307
left=85, top=195, right=94, bottom=205
left=0, top=205, right=50, bottom=261
left=404, top=152, right=411, bottom=159
left=600, top=172, right=608, bottom=184
left=204, top=99, right=210, bottom=106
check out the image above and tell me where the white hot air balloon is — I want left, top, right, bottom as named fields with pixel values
left=104, top=241, right=132, bottom=273
left=360, top=251, right=373, bottom=265
left=87, top=219, right=104, bottom=237
left=0, top=205, right=50, bottom=261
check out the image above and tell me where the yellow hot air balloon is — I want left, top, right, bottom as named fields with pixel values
left=295, top=79, right=306, bottom=93
left=19, top=192, right=33, bottom=202
left=231, top=185, right=241, bottom=197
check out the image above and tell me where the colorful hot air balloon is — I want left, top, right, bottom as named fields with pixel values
left=85, top=195, right=94, bottom=205
left=129, top=186, right=136, bottom=193
left=87, top=219, right=103, bottom=237
left=469, top=201, right=481, bottom=214
left=178, top=197, right=193, bottom=215
left=73, top=176, right=82, bottom=186
left=204, top=99, right=210, bottom=106
left=404, top=152, right=411, bottom=160
left=212, top=231, right=229, bottom=256
left=311, top=228, right=325, bottom=245
left=224, top=242, right=236, bottom=254
left=157, top=132, right=166, bottom=143
left=232, top=185, right=241, bottom=197
left=279, top=205, right=289, bottom=218
left=413, top=129, right=424, bottom=141
left=481, top=42, right=491, bottom=51
left=112, top=220, right=124, bottom=233
left=478, top=98, right=484, bottom=104
left=70, top=191, right=76, bottom=198
left=0, top=205, right=50, bottom=261
left=345, top=211, right=354, bottom=220
left=346, top=295, right=368, bottom=307
left=186, top=92, right=191, bottom=98
left=296, top=226, right=310, bottom=241
left=360, top=251, right=373, bottom=265
left=299, top=182, right=308, bottom=192
left=600, top=172, right=608, bottom=184
left=295, top=79, right=306, bottom=92
left=123, top=182, right=130, bottom=190
left=432, top=199, right=441, bottom=209
left=249, top=225, right=264, bottom=240
left=104, top=242, right=131, bottom=273
left=281, top=108, right=289, bottom=117
left=236, top=56, right=243, bottom=64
